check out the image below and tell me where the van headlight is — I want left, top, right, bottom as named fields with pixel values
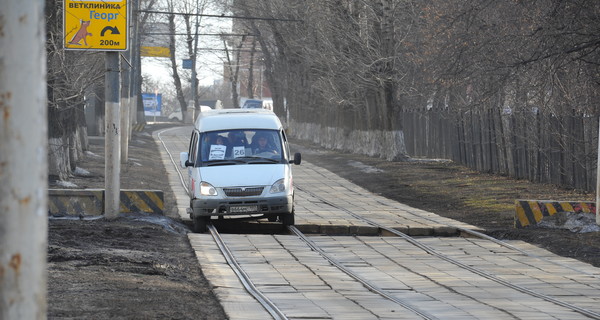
left=269, top=178, right=286, bottom=194
left=200, top=181, right=217, bottom=196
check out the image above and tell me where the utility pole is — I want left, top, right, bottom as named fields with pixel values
left=121, top=53, right=131, bottom=163
left=105, top=52, right=122, bottom=219
left=0, top=0, right=48, bottom=318
left=191, top=0, right=201, bottom=122
left=130, top=0, right=142, bottom=127
left=597, top=117, right=600, bottom=225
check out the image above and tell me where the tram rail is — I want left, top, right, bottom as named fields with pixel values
left=296, top=185, right=600, bottom=319
left=158, top=127, right=600, bottom=320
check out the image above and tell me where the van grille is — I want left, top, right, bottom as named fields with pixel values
left=223, top=187, right=264, bottom=197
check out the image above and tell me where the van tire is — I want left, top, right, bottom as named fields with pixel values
left=280, top=212, right=295, bottom=226
left=192, top=216, right=208, bottom=233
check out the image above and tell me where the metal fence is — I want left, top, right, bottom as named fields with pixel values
left=402, top=109, right=598, bottom=192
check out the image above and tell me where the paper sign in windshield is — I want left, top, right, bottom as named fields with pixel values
left=232, top=146, right=246, bottom=158
left=209, top=145, right=227, bottom=160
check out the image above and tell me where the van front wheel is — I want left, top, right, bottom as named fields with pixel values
left=280, top=212, right=295, bottom=226
left=192, top=216, right=208, bottom=233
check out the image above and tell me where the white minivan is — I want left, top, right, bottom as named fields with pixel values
left=180, top=109, right=301, bottom=232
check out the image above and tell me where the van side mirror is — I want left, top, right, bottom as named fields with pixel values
left=291, top=152, right=301, bottom=165
left=180, top=152, right=192, bottom=168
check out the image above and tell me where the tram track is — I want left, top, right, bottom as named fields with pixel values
left=297, top=179, right=600, bottom=280
left=158, top=127, right=600, bottom=319
left=159, top=127, right=439, bottom=319
left=207, top=224, right=288, bottom=320
left=295, top=185, right=600, bottom=319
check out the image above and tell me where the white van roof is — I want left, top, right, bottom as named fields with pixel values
left=195, top=109, right=281, bottom=132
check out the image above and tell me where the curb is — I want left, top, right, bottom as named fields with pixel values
left=514, top=200, right=596, bottom=228
left=49, top=189, right=164, bottom=216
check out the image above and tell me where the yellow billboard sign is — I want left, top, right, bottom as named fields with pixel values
left=140, top=46, right=171, bottom=58
left=141, top=22, right=171, bottom=57
left=64, top=0, right=128, bottom=51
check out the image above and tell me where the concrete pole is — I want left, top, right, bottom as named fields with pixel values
left=105, top=52, right=121, bottom=219
left=596, top=116, right=600, bottom=225
left=121, top=54, right=131, bottom=163
left=129, top=0, right=138, bottom=139
left=0, top=0, right=48, bottom=318
left=131, top=0, right=145, bottom=124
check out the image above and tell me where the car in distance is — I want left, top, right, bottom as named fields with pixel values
left=241, top=99, right=263, bottom=109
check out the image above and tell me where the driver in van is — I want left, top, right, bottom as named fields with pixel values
left=252, top=133, right=278, bottom=154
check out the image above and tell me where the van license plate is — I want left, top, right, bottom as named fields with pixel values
left=230, top=205, right=258, bottom=213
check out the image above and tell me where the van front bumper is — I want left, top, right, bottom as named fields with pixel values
left=191, top=194, right=293, bottom=218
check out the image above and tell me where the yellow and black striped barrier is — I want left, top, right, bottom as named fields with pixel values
left=132, top=123, right=145, bottom=132
left=48, top=189, right=163, bottom=216
left=515, top=200, right=596, bottom=228
left=119, top=190, right=164, bottom=214
left=48, top=189, right=105, bottom=216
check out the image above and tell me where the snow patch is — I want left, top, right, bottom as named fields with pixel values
left=73, top=167, right=92, bottom=176
left=408, top=158, right=451, bottom=163
left=85, top=151, right=102, bottom=158
left=537, top=212, right=600, bottom=233
left=54, top=180, right=78, bottom=188
left=347, top=160, right=383, bottom=174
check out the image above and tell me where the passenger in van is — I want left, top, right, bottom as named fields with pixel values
left=226, top=131, right=247, bottom=158
left=252, top=133, right=278, bottom=155
left=228, top=131, right=247, bottom=147
left=203, top=134, right=229, bottom=160
left=214, top=135, right=228, bottom=146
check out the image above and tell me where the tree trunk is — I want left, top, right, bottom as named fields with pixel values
left=167, top=10, right=188, bottom=121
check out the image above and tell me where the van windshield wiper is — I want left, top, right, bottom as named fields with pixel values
left=204, top=159, right=247, bottom=166
left=241, top=157, right=281, bottom=164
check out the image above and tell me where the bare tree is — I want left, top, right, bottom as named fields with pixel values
left=164, top=0, right=189, bottom=121
left=218, top=0, right=600, bottom=185
left=46, top=0, right=104, bottom=181
left=226, top=0, right=413, bottom=160
left=222, top=35, right=245, bottom=108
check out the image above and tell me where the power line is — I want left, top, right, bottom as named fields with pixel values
left=193, top=47, right=262, bottom=53
left=137, top=10, right=302, bottom=22
left=142, top=32, right=255, bottom=37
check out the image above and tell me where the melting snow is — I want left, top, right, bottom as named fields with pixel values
left=73, top=167, right=92, bottom=176
left=347, top=160, right=383, bottom=174
left=54, top=180, right=78, bottom=188
left=537, top=212, right=600, bottom=233
left=85, top=151, right=102, bottom=158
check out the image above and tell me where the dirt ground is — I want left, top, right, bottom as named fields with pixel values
left=48, top=123, right=600, bottom=319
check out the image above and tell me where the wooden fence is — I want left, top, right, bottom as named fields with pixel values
left=402, top=109, right=598, bottom=192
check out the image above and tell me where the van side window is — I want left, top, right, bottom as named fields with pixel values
left=280, top=129, right=290, bottom=159
left=189, top=132, right=199, bottom=165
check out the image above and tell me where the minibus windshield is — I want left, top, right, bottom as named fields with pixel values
left=199, top=129, right=284, bottom=163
